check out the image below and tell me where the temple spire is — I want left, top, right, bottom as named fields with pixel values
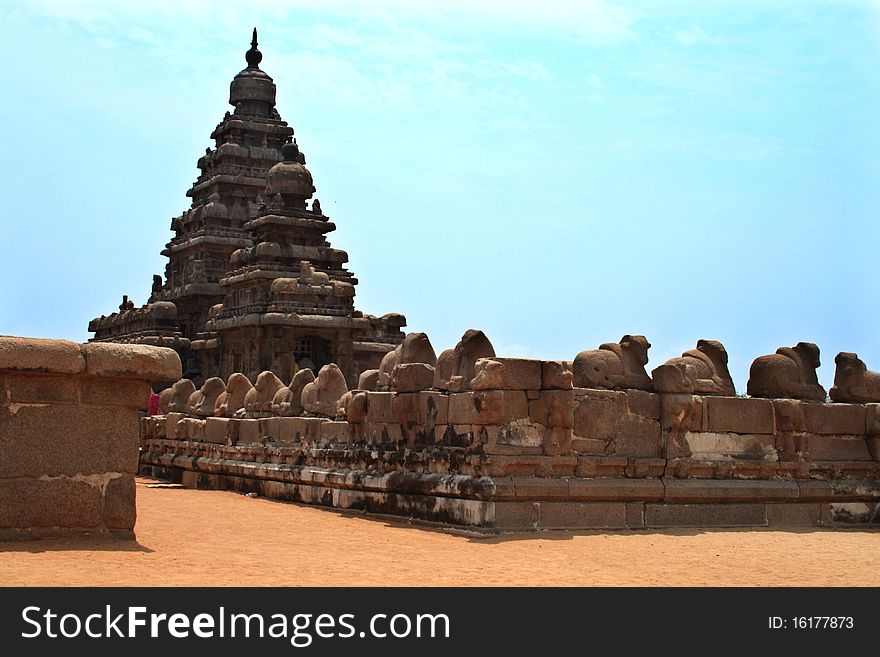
left=245, top=27, right=262, bottom=69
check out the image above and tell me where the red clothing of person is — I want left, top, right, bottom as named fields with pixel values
left=148, top=391, right=162, bottom=416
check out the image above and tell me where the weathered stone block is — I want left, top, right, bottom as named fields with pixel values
left=512, top=476, right=570, bottom=499
left=364, top=392, right=396, bottom=424
left=81, top=342, right=181, bottom=381
left=571, top=437, right=609, bottom=455
left=319, top=421, right=352, bottom=444
left=0, top=477, right=102, bottom=529
left=805, top=435, right=872, bottom=460
left=645, top=503, right=767, bottom=527
left=625, top=389, right=661, bottom=419
left=0, top=404, right=139, bottom=477
left=368, top=422, right=404, bottom=444
left=613, top=415, right=662, bottom=457
left=390, top=363, right=435, bottom=393
left=828, top=502, right=877, bottom=524
left=238, top=419, right=261, bottom=444
left=575, top=456, right=628, bottom=478
left=493, top=502, right=538, bottom=529
left=567, top=477, right=664, bottom=501
left=448, top=392, right=477, bottom=424
left=705, top=396, right=775, bottom=435
left=103, top=474, right=136, bottom=530
left=660, top=394, right=703, bottom=432
left=184, top=418, right=206, bottom=441
left=6, top=373, right=79, bottom=404
left=80, top=378, right=151, bottom=409
left=418, top=391, right=449, bottom=426
left=867, top=404, right=880, bottom=435
left=683, top=431, right=777, bottom=461
left=538, top=502, right=628, bottom=529
left=278, top=417, right=327, bottom=442
left=541, top=360, right=572, bottom=390
left=0, top=336, right=85, bottom=374
left=260, top=417, right=280, bottom=441
left=773, top=399, right=806, bottom=432
left=471, top=358, right=542, bottom=391
left=391, top=392, right=421, bottom=426
left=205, top=417, right=229, bottom=444
left=529, top=390, right=574, bottom=428
left=473, top=390, right=528, bottom=425
left=765, top=503, right=822, bottom=527
left=626, top=502, right=645, bottom=528
left=495, top=420, right=544, bottom=448
left=803, top=402, right=866, bottom=435
left=346, top=392, right=368, bottom=424
left=573, top=395, right=619, bottom=440
left=164, top=412, right=184, bottom=439
left=542, top=427, right=572, bottom=456
left=663, top=478, right=798, bottom=503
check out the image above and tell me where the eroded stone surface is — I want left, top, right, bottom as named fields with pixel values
left=272, top=368, right=315, bottom=417
left=652, top=340, right=735, bottom=396
left=572, top=335, right=652, bottom=391
left=831, top=352, right=880, bottom=403
left=433, top=329, right=495, bottom=392
left=747, top=342, right=826, bottom=401
left=301, top=364, right=348, bottom=417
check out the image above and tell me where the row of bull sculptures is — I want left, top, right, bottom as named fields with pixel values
left=158, top=331, right=880, bottom=420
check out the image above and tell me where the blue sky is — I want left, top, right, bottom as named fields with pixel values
left=1, top=0, right=878, bottom=391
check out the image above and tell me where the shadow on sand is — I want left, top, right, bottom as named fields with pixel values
left=0, top=536, right=154, bottom=554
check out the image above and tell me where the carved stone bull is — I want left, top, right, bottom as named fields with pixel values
left=652, top=339, right=735, bottom=396
left=213, top=372, right=253, bottom=417
left=572, top=335, right=652, bottom=391
left=272, top=368, right=315, bottom=416
left=187, top=377, right=226, bottom=417
left=830, top=352, right=880, bottom=403
left=746, top=342, right=825, bottom=401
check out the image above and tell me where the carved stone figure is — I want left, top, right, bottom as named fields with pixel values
left=652, top=339, right=735, bottom=396
left=830, top=353, right=880, bottom=403
left=158, top=388, right=173, bottom=414
left=433, top=329, right=495, bottom=392
left=119, top=295, right=135, bottom=312
left=271, top=368, right=315, bottom=416
left=377, top=332, right=437, bottom=389
left=746, top=342, right=825, bottom=401
left=572, top=335, right=653, bottom=391
left=187, top=377, right=226, bottom=417
left=299, top=260, right=330, bottom=285
left=244, top=371, right=286, bottom=413
left=148, top=275, right=163, bottom=304
left=166, top=379, right=196, bottom=413
left=357, top=369, right=380, bottom=392
left=214, top=372, right=254, bottom=417
left=301, top=363, right=348, bottom=417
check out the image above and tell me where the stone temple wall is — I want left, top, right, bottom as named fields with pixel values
left=0, top=337, right=181, bottom=540
left=139, top=332, right=880, bottom=530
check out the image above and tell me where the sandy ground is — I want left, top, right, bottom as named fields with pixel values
left=2, top=477, right=879, bottom=586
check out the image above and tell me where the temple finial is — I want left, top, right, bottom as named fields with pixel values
left=245, top=27, right=262, bottom=68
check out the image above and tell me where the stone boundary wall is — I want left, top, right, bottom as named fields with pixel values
left=140, top=353, right=880, bottom=531
left=0, top=337, right=181, bottom=540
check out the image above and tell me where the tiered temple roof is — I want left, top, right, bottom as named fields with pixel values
left=89, top=29, right=405, bottom=385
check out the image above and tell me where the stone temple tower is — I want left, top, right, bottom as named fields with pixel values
left=89, top=30, right=406, bottom=385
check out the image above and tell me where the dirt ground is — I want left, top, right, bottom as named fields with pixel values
left=2, top=477, right=879, bottom=586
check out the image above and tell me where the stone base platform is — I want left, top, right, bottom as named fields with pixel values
left=140, top=445, right=880, bottom=531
